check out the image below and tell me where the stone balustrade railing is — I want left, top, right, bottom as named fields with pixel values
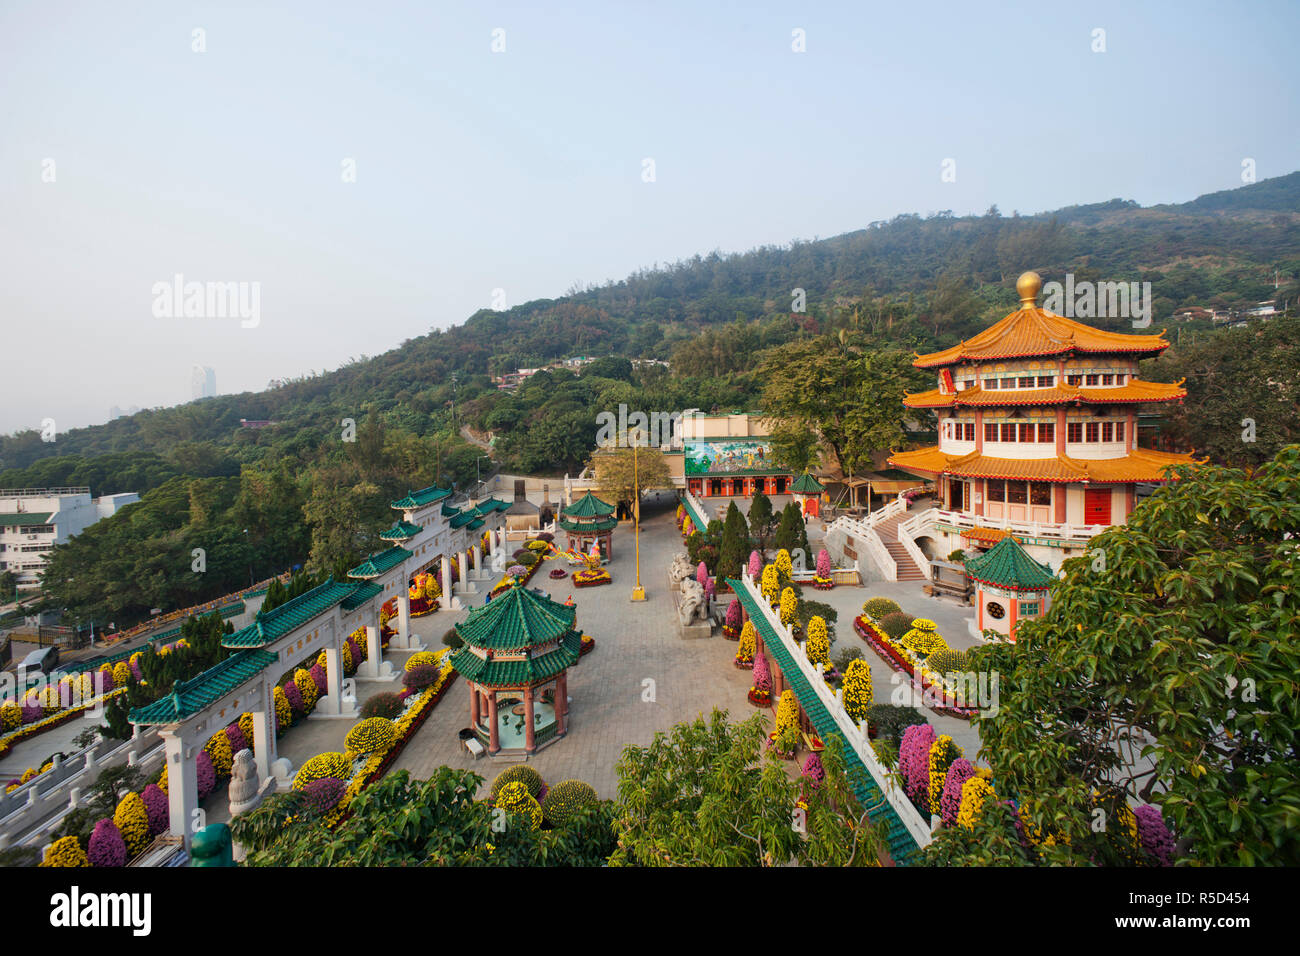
left=739, top=574, right=932, bottom=849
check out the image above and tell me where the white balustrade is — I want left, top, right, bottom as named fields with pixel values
left=739, top=574, right=932, bottom=849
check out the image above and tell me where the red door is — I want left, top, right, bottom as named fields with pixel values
left=1084, top=488, right=1112, bottom=526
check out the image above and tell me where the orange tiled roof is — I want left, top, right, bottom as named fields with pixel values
left=961, top=527, right=1014, bottom=544
left=903, top=379, right=1187, bottom=409
left=888, top=446, right=1199, bottom=483
left=914, top=307, right=1171, bottom=369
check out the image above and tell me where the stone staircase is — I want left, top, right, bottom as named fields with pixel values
left=872, top=512, right=927, bottom=582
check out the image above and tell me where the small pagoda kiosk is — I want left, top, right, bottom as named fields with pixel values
left=450, top=582, right=582, bottom=755
left=790, top=472, right=825, bottom=518
left=558, top=490, right=617, bottom=559
left=963, top=535, right=1055, bottom=643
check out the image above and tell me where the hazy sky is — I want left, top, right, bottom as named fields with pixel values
left=2, top=0, right=1297, bottom=435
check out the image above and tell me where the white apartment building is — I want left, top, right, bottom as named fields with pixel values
left=0, top=487, right=140, bottom=590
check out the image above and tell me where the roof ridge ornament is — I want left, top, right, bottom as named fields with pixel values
left=1016, top=271, right=1041, bottom=311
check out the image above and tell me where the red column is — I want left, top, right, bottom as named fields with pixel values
left=470, top=685, right=478, bottom=727
left=1054, top=484, right=1067, bottom=524
left=1055, top=408, right=1067, bottom=456
left=555, top=673, right=568, bottom=734
left=524, top=686, right=536, bottom=753
left=974, top=478, right=984, bottom=518
left=975, top=410, right=984, bottom=453
left=1125, top=484, right=1135, bottom=520
left=487, top=693, right=500, bottom=754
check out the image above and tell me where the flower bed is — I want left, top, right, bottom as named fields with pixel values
left=766, top=732, right=796, bottom=760
left=573, top=568, right=611, bottom=588
left=323, top=659, right=458, bottom=827
left=721, top=625, right=739, bottom=640
left=811, top=576, right=834, bottom=590
left=747, top=688, right=771, bottom=707
left=548, top=568, right=567, bottom=579
left=489, top=559, right=542, bottom=598
left=579, top=634, right=595, bottom=657
left=854, top=616, right=976, bottom=720
left=0, top=687, right=128, bottom=761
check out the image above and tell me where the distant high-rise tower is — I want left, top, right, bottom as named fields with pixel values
left=191, top=365, right=216, bottom=400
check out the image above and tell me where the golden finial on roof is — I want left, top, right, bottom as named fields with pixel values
left=1016, top=271, right=1042, bottom=310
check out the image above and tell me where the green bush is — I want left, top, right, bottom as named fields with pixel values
left=360, top=693, right=404, bottom=720
left=517, top=551, right=540, bottom=568
left=947, top=549, right=966, bottom=562
left=833, top=646, right=863, bottom=672
left=867, top=704, right=924, bottom=745
left=879, top=611, right=912, bottom=641
left=441, top=628, right=463, bottom=648
left=926, top=647, right=969, bottom=676
left=862, top=597, right=903, bottom=621
left=490, top=764, right=545, bottom=801
left=541, top=779, right=599, bottom=828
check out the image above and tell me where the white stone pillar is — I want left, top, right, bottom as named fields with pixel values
left=318, top=646, right=343, bottom=715
left=441, top=554, right=453, bottom=610
left=252, top=680, right=277, bottom=784
left=161, top=729, right=197, bottom=848
left=397, top=590, right=411, bottom=647
left=363, top=624, right=381, bottom=678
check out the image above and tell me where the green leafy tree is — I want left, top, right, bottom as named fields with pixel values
left=949, top=445, right=1300, bottom=866
left=748, top=490, right=774, bottom=548
left=718, top=502, right=751, bottom=582
left=610, top=709, right=883, bottom=866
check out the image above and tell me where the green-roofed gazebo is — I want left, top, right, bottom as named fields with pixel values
left=450, top=582, right=581, bottom=755
left=964, top=536, right=1055, bottom=643
left=557, top=491, right=617, bottom=560
left=790, top=472, right=825, bottom=518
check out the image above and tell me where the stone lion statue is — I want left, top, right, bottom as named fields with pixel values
left=228, top=748, right=261, bottom=816
left=677, top=578, right=708, bottom=626
left=668, top=552, right=694, bottom=589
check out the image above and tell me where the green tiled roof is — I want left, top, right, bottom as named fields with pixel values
left=727, top=579, right=924, bottom=866
left=128, top=650, right=277, bottom=724
left=964, top=536, right=1055, bottom=591
left=441, top=502, right=461, bottom=518
left=791, top=472, right=825, bottom=494
left=347, top=546, right=412, bottom=580
left=391, top=485, right=452, bottom=510
left=473, top=498, right=510, bottom=515
left=379, top=520, right=423, bottom=541
left=341, top=580, right=383, bottom=611
left=563, top=491, right=615, bottom=517
left=222, top=577, right=358, bottom=648
left=468, top=518, right=485, bottom=530
left=0, top=513, right=52, bottom=527
left=449, top=509, right=478, bottom=529
left=454, top=584, right=576, bottom=650
left=558, top=515, right=617, bottom=532
left=451, top=631, right=581, bottom=686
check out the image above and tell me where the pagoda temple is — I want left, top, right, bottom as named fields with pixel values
left=890, top=271, right=1198, bottom=571
left=450, top=583, right=582, bottom=755
left=557, top=490, right=617, bottom=559
left=962, top=535, right=1055, bottom=642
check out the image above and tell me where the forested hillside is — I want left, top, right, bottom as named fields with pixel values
left=4, top=172, right=1297, bottom=627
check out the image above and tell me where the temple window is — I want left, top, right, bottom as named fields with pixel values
left=1030, top=482, right=1051, bottom=505
left=1020, top=602, right=1040, bottom=616
left=1037, top=375, right=1055, bottom=387
left=984, top=378, right=999, bottom=389
left=1067, top=374, right=1083, bottom=386
left=1018, top=376, right=1035, bottom=388
left=1086, top=373, right=1100, bottom=386
left=1018, top=422, right=1035, bottom=442
left=988, top=480, right=1006, bottom=502
left=1067, top=423, right=1083, bottom=443
left=1102, top=422, right=1114, bottom=442
left=1116, top=422, right=1125, bottom=442
left=1000, top=377, right=1017, bottom=389
left=985, top=423, right=998, bottom=443
left=1037, top=422, right=1055, bottom=443
left=1007, top=481, right=1028, bottom=505
left=1000, top=423, right=1016, bottom=442
left=1102, top=373, right=1115, bottom=386
left=1086, top=422, right=1100, bottom=442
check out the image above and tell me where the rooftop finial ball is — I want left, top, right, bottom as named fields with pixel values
left=1016, top=271, right=1042, bottom=305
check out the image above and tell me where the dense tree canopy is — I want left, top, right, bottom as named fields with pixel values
left=938, top=444, right=1300, bottom=866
